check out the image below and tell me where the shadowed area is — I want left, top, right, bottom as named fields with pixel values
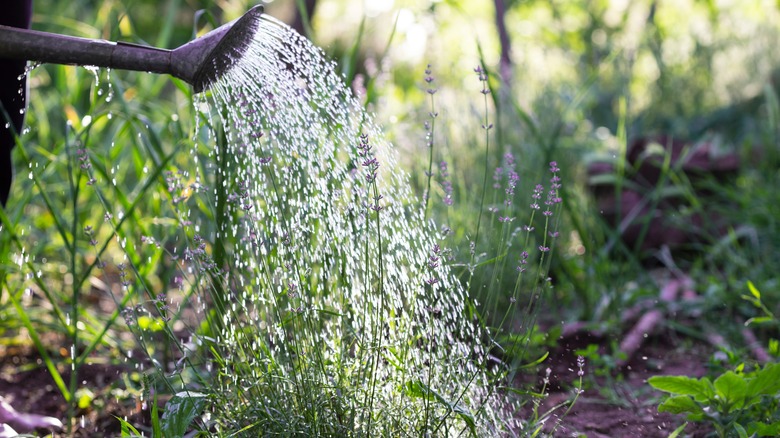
left=0, top=1, right=31, bottom=206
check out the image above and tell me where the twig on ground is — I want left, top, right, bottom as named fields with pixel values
left=741, top=327, right=771, bottom=364
left=616, top=275, right=689, bottom=367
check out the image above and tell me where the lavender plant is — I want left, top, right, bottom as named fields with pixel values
left=126, top=15, right=529, bottom=436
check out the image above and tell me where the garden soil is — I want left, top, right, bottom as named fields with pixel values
left=1, top=330, right=716, bottom=437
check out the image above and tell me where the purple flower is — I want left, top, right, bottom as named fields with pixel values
left=424, top=64, right=437, bottom=94
left=426, top=244, right=443, bottom=284
left=474, top=65, right=489, bottom=94
left=532, top=184, right=543, bottom=199
left=438, top=161, right=453, bottom=206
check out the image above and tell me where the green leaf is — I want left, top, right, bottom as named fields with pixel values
left=519, top=351, right=549, bottom=369
left=404, top=380, right=434, bottom=401
left=769, top=339, right=779, bottom=356
left=746, top=363, right=780, bottom=396
left=137, top=315, right=166, bottom=332
left=382, top=347, right=404, bottom=372
left=151, top=392, right=161, bottom=437
left=714, top=371, right=748, bottom=407
left=747, top=281, right=761, bottom=300
left=115, top=416, right=142, bottom=437
left=734, top=422, right=749, bottom=438
left=668, top=422, right=688, bottom=438
left=745, top=316, right=774, bottom=326
left=407, top=380, right=477, bottom=436
left=76, top=388, right=94, bottom=410
left=161, top=392, right=208, bottom=437
left=750, top=420, right=780, bottom=437
left=648, top=376, right=714, bottom=402
left=657, top=395, right=703, bottom=415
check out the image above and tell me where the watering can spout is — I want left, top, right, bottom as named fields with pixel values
left=0, top=5, right=264, bottom=93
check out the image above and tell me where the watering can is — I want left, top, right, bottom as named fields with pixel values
left=0, top=4, right=265, bottom=206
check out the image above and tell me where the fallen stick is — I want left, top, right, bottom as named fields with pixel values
left=616, top=276, right=687, bottom=367
left=0, top=397, right=62, bottom=435
left=741, top=327, right=771, bottom=364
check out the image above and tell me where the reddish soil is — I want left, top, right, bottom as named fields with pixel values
left=0, top=343, right=144, bottom=437
left=530, top=331, right=714, bottom=437
left=1, top=329, right=716, bottom=437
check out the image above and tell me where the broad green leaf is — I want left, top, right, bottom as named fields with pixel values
left=746, top=363, right=780, bottom=396
left=648, top=376, right=714, bottom=402
left=750, top=420, right=780, bottom=437
left=714, top=371, right=748, bottom=407
left=657, top=395, right=703, bottom=415
left=161, top=392, right=208, bottom=437
left=404, top=380, right=434, bottom=401
left=734, top=422, right=748, bottom=438
left=688, top=413, right=706, bottom=422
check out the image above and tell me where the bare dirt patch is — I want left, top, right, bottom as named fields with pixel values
left=0, top=342, right=142, bottom=437
left=530, top=331, right=714, bottom=437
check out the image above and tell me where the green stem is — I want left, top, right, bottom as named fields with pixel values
left=472, top=91, right=491, bottom=259
left=423, top=91, right=436, bottom=220
left=65, top=123, right=81, bottom=433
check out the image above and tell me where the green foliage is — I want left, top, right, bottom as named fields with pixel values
left=160, top=392, right=208, bottom=438
left=743, top=281, right=778, bottom=327
left=117, top=416, right=144, bottom=437
left=575, top=342, right=628, bottom=378
left=649, top=363, right=780, bottom=437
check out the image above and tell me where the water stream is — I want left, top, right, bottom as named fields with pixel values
left=184, top=14, right=515, bottom=434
